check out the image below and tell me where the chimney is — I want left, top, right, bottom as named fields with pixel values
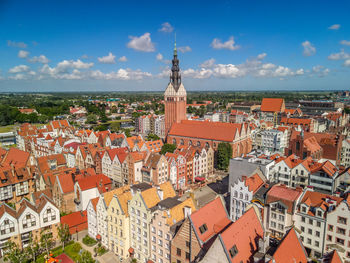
left=184, top=206, right=192, bottom=218
left=157, top=189, right=164, bottom=200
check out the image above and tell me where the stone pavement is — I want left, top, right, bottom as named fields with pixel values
left=75, top=230, right=121, bottom=263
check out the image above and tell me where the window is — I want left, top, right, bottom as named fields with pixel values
left=307, top=238, right=311, bottom=244
left=328, top=225, right=334, bottom=232
left=186, top=241, right=190, bottom=248
left=302, top=206, right=307, bottom=213
left=315, top=231, right=320, bottom=237
left=308, top=229, right=312, bottom=235
left=301, top=216, right=305, bottom=222
left=316, top=221, right=321, bottom=227
left=309, top=219, right=313, bottom=225
left=338, top=216, right=347, bottom=225
left=301, top=226, right=305, bottom=232
left=43, top=207, right=56, bottom=223
left=229, top=245, right=238, bottom=258
left=185, top=252, right=190, bottom=260
left=336, top=238, right=344, bottom=245
left=176, top=248, right=181, bottom=256
left=199, top=224, right=208, bottom=234
left=315, top=241, right=319, bottom=247
left=327, top=235, right=332, bottom=241
left=317, top=211, right=322, bottom=217
left=337, top=227, right=346, bottom=235
left=22, top=213, right=36, bottom=228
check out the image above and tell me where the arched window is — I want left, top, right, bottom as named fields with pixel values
left=239, top=193, right=243, bottom=199
left=234, top=191, right=238, bottom=197
left=245, top=194, right=249, bottom=201
left=205, top=142, right=209, bottom=148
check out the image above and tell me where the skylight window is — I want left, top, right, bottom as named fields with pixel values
left=229, top=245, right=238, bottom=258
left=199, top=223, right=208, bottom=234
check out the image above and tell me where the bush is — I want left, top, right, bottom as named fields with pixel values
left=97, top=246, right=108, bottom=256
left=82, top=235, right=97, bottom=246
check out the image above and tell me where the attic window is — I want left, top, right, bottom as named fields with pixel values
left=199, top=223, right=208, bottom=234
left=229, top=245, right=238, bottom=258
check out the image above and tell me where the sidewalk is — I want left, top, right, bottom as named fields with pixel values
left=74, top=230, right=120, bottom=263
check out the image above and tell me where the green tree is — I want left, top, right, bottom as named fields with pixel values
left=86, top=114, right=97, bottom=124
left=3, top=240, right=28, bottom=263
left=77, top=250, right=95, bottom=263
left=161, top=143, right=176, bottom=155
left=58, top=224, right=71, bottom=250
left=40, top=229, right=55, bottom=258
left=25, top=233, right=40, bottom=262
left=146, top=133, right=160, bottom=141
left=217, top=142, right=232, bottom=171
left=124, top=128, right=131, bottom=138
left=110, top=122, right=121, bottom=132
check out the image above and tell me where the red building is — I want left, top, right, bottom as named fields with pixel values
left=164, top=41, right=187, bottom=136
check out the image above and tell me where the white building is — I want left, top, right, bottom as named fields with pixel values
left=340, top=138, right=350, bottom=167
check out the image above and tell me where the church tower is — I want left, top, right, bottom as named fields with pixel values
left=164, top=39, right=187, bottom=136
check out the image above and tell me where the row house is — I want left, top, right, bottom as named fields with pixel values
left=142, top=153, right=169, bottom=185
left=106, top=187, right=132, bottom=260
left=149, top=197, right=196, bottom=263
left=263, top=184, right=303, bottom=239
left=295, top=189, right=343, bottom=258
left=340, top=138, right=350, bottom=167
left=0, top=194, right=60, bottom=257
left=62, top=141, right=85, bottom=168
left=165, top=152, right=187, bottom=190
left=52, top=171, right=76, bottom=213
left=171, top=197, right=231, bottom=263
left=128, top=182, right=176, bottom=262
left=74, top=173, right=112, bottom=211
left=101, top=147, right=129, bottom=186
left=75, top=143, right=107, bottom=172
left=95, top=186, right=130, bottom=248
left=168, top=120, right=252, bottom=158
left=0, top=165, right=35, bottom=205
left=230, top=168, right=266, bottom=221
left=123, top=151, right=147, bottom=185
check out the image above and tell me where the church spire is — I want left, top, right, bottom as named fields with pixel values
left=170, top=33, right=181, bottom=91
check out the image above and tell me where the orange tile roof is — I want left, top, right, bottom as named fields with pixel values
left=190, top=197, right=231, bottom=244
left=90, top=197, right=99, bottom=212
left=280, top=117, right=312, bottom=125
left=116, top=191, right=132, bottom=217
left=169, top=120, right=243, bottom=142
left=37, top=154, right=67, bottom=174
left=56, top=173, right=74, bottom=194
left=324, top=250, right=343, bottom=263
left=270, top=228, right=308, bottom=263
left=159, top=181, right=176, bottom=199
left=244, top=172, right=265, bottom=194
left=145, top=140, right=163, bottom=153
left=77, top=174, right=112, bottom=191
left=220, top=207, right=263, bottom=263
left=164, top=198, right=196, bottom=226
left=311, top=160, right=338, bottom=177
left=300, top=191, right=342, bottom=216
left=266, top=184, right=302, bottom=214
left=260, top=98, right=285, bottom=112
left=1, top=148, right=30, bottom=167
left=141, top=188, right=160, bottom=208
left=127, top=135, right=144, bottom=149
left=103, top=185, right=130, bottom=207
left=60, top=211, right=87, bottom=234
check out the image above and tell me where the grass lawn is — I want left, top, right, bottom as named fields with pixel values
left=35, top=241, right=85, bottom=263
left=0, top=125, right=15, bottom=133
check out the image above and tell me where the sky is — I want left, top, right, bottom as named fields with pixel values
left=0, top=0, right=350, bottom=92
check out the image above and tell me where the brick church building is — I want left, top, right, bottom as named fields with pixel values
left=164, top=43, right=252, bottom=157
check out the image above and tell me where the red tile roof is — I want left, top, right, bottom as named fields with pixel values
left=270, top=228, right=308, bottom=263
left=266, top=184, right=302, bottom=214
left=220, top=207, right=263, bottom=263
left=1, top=148, right=30, bottom=167
left=56, top=173, right=74, bottom=194
left=323, top=250, right=343, bottom=263
left=77, top=174, right=112, bottom=192
left=60, top=211, right=87, bottom=234
left=190, top=197, right=231, bottom=244
left=244, top=172, right=265, bottom=194
left=260, top=98, right=285, bottom=112
left=169, top=120, right=244, bottom=142
left=299, top=191, right=342, bottom=217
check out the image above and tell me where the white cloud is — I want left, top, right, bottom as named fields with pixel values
left=118, top=56, right=128, bottom=62
left=159, top=22, right=174, bottom=33
left=257, top=53, right=267, bottom=60
left=18, top=50, right=29, bottom=58
left=328, top=24, right=340, bottom=30
left=311, top=65, right=330, bottom=77
left=156, top=53, right=164, bottom=61
left=28, top=55, right=49, bottom=64
left=127, top=33, right=155, bottom=52
left=56, top=59, right=93, bottom=72
left=344, top=59, right=350, bottom=67
left=8, top=65, right=30, bottom=73
left=302, top=41, right=316, bottom=56
left=340, top=40, right=350, bottom=46
left=199, top=58, right=216, bottom=68
left=7, top=40, right=27, bottom=48
left=81, top=54, right=88, bottom=59
left=90, top=68, right=152, bottom=80
left=178, top=46, right=192, bottom=53
left=211, top=36, right=240, bottom=50
left=98, top=52, right=116, bottom=64
left=328, top=49, right=350, bottom=60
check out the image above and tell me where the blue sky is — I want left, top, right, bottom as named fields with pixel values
left=1, top=0, right=350, bottom=92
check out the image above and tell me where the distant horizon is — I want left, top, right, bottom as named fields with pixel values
left=1, top=0, right=350, bottom=91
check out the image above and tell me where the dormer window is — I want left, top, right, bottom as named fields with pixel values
left=199, top=223, right=208, bottom=234
left=229, top=245, right=238, bottom=258
left=302, top=206, right=307, bottom=213
left=317, top=210, right=323, bottom=217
